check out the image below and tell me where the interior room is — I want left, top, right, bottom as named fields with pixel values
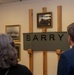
left=0, top=0, right=74, bottom=75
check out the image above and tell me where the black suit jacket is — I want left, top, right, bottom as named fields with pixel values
left=57, top=46, right=74, bottom=75
left=0, top=64, right=32, bottom=75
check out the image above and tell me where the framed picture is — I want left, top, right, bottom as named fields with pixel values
left=5, top=25, right=21, bottom=42
left=15, top=43, right=21, bottom=61
left=37, top=12, right=52, bottom=28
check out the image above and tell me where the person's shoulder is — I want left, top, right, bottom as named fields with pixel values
left=16, top=64, right=29, bottom=69
left=15, top=64, right=32, bottom=75
left=61, top=46, right=74, bottom=58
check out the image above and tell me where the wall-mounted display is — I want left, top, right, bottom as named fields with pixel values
left=15, top=43, right=21, bottom=61
left=6, top=25, right=21, bottom=42
left=37, top=12, right=52, bottom=28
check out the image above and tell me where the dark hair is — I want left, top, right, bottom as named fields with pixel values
left=0, top=34, right=18, bottom=69
left=67, top=23, right=74, bottom=42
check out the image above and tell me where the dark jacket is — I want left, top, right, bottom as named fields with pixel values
left=57, top=46, right=74, bottom=75
left=0, top=64, right=32, bottom=75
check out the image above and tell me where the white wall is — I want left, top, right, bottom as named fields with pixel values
left=0, top=0, right=74, bottom=75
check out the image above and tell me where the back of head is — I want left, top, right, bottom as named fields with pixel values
left=67, top=23, right=74, bottom=42
left=0, top=34, right=18, bottom=69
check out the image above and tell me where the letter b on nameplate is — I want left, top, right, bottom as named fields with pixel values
left=23, top=32, right=70, bottom=51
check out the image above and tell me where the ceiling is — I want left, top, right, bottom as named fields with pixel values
left=0, top=0, right=27, bottom=4
left=0, top=0, right=47, bottom=4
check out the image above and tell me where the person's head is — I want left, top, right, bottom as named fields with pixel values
left=67, top=23, right=74, bottom=45
left=0, top=34, right=18, bottom=69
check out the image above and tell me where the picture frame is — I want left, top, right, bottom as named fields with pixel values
left=5, top=25, right=21, bottom=42
left=15, top=43, right=21, bottom=61
left=37, top=12, right=52, bottom=28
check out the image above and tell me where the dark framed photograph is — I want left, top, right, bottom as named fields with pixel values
left=37, top=12, right=52, bottom=28
left=15, top=43, right=21, bottom=61
left=5, top=25, right=21, bottom=42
